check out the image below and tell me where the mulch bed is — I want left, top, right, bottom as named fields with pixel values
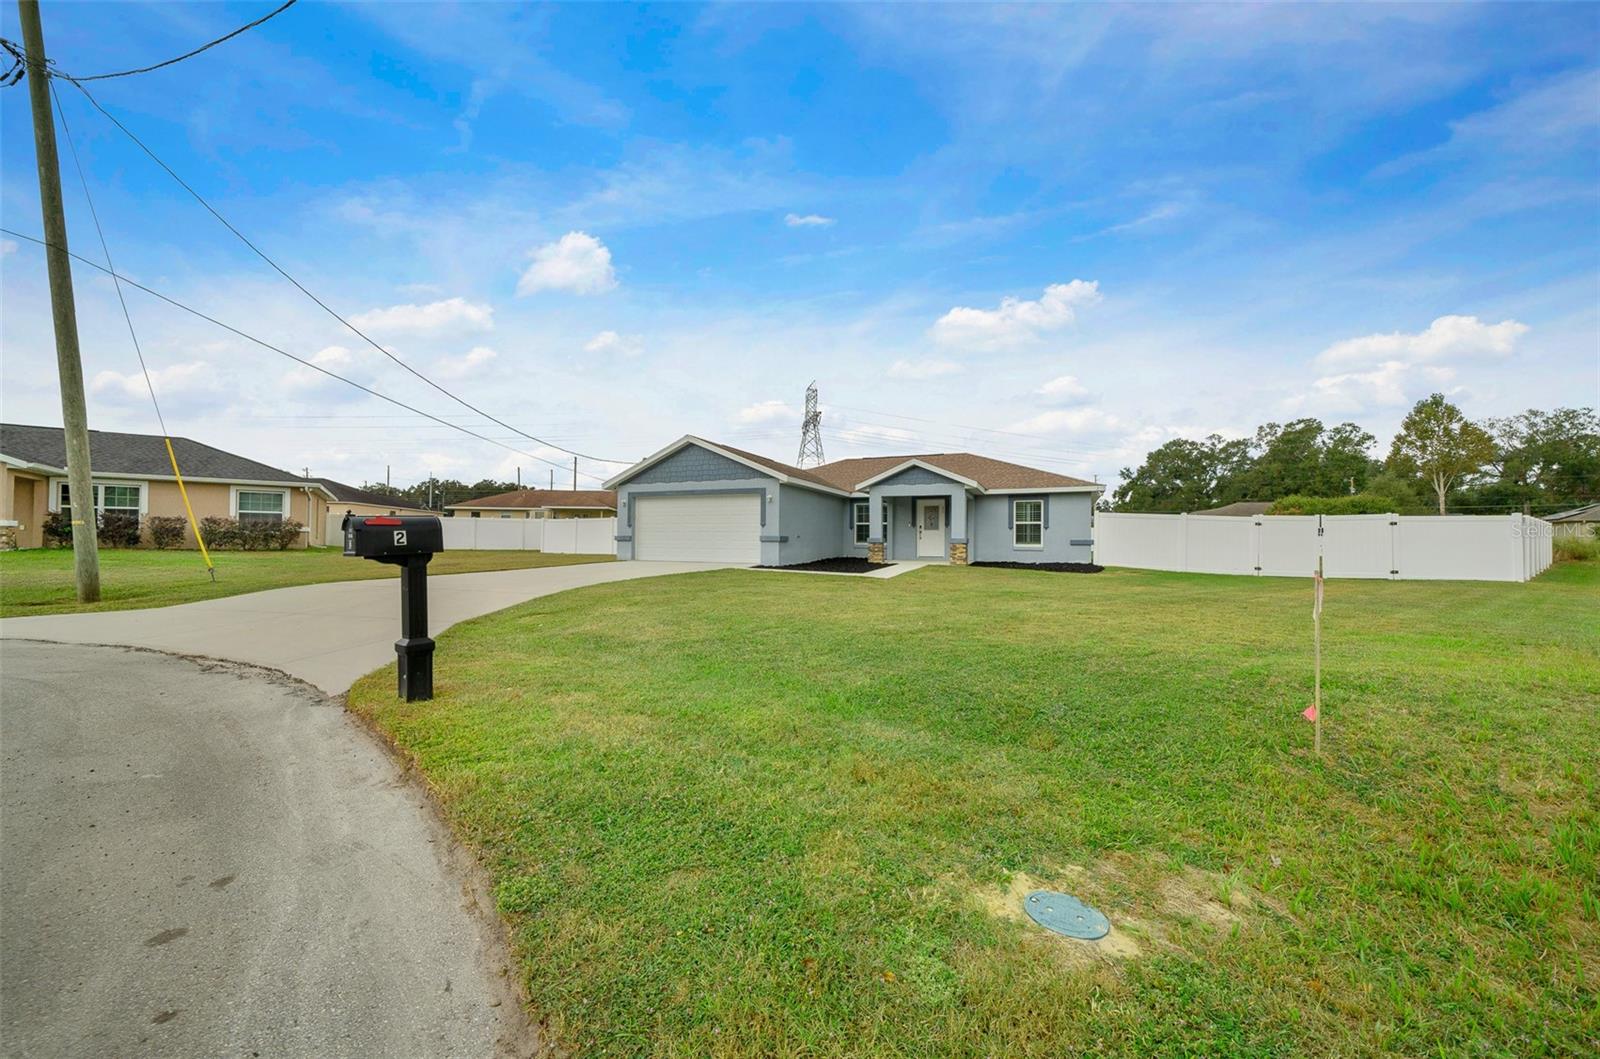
left=969, top=561, right=1104, bottom=573
left=757, top=557, right=896, bottom=573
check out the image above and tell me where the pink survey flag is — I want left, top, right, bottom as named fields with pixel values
left=1302, top=704, right=1318, bottom=722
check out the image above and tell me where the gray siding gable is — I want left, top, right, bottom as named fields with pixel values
left=874, top=464, right=964, bottom=488
left=623, top=443, right=774, bottom=486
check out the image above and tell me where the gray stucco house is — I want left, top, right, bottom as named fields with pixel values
left=603, top=435, right=1104, bottom=566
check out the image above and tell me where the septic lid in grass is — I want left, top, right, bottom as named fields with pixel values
left=1024, top=890, right=1110, bottom=940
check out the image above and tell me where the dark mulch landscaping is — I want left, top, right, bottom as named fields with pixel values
left=756, top=557, right=896, bottom=573
left=970, top=561, right=1104, bottom=573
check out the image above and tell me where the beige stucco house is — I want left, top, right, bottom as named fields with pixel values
left=444, top=488, right=616, bottom=520
left=312, top=478, right=432, bottom=519
left=1, top=423, right=336, bottom=550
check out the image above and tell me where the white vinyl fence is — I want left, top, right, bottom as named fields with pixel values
left=1094, top=512, right=1553, bottom=582
left=324, top=513, right=617, bottom=556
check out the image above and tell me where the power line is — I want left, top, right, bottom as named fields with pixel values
left=54, top=77, right=632, bottom=470
left=59, top=1, right=299, bottom=83
left=0, top=228, right=614, bottom=486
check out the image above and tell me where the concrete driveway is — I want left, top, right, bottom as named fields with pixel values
left=0, top=560, right=724, bottom=694
left=0, top=560, right=725, bottom=1056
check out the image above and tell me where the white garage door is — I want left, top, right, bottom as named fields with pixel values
left=633, top=493, right=761, bottom=564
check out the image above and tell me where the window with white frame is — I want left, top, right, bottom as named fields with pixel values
left=853, top=501, right=888, bottom=545
left=237, top=489, right=286, bottom=524
left=1014, top=499, right=1043, bottom=547
left=58, top=482, right=142, bottom=518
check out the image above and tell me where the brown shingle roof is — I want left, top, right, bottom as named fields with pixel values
left=807, top=452, right=1100, bottom=492
left=448, top=488, right=616, bottom=510
left=712, top=442, right=842, bottom=490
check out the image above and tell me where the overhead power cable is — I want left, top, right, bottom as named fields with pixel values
left=56, top=77, right=632, bottom=469
left=58, top=1, right=298, bottom=83
left=52, top=78, right=217, bottom=576
left=0, top=228, right=613, bottom=486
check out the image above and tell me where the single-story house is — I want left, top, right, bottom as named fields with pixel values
left=312, top=477, right=432, bottom=519
left=603, top=435, right=1104, bottom=565
left=444, top=488, right=617, bottom=520
left=1, top=422, right=334, bottom=550
left=1194, top=501, right=1273, bottom=517
left=1547, top=502, right=1599, bottom=538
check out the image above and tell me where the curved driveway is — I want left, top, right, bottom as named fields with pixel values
left=0, top=560, right=723, bottom=693
left=0, top=560, right=723, bottom=1057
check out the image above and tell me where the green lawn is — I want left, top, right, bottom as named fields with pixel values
left=348, top=562, right=1599, bottom=1058
left=0, top=547, right=611, bottom=617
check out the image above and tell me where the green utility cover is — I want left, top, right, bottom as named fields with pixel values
left=1024, top=890, right=1110, bottom=940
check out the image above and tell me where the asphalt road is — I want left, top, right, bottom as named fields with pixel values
left=0, top=641, right=536, bottom=1058
left=0, top=560, right=724, bottom=694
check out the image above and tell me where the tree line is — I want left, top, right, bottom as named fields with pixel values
left=1111, top=395, right=1597, bottom=516
left=355, top=477, right=524, bottom=511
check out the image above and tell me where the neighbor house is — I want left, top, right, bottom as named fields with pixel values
left=1193, top=501, right=1273, bottom=517
left=444, top=488, right=617, bottom=520
left=1547, top=502, right=1599, bottom=539
left=312, top=477, right=432, bottom=519
left=603, top=436, right=1104, bottom=565
left=1, top=423, right=334, bottom=550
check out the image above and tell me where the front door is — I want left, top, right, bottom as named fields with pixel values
left=916, top=499, right=945, bottom=558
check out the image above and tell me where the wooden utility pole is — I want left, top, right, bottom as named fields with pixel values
left=18, top=0, right=100, bottom=601
left=571, top=457, right=577, bottom=491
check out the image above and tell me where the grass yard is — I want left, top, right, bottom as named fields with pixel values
left=0, top=547, right=611, bottom=617
left=349, top=562, right=1599, bottom=1058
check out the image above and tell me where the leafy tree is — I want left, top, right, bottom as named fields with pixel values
left=1386, top=394, right=1497, bottom=515
left=1241, top=419, right=1325, bottom=498
left=1317, top=422, right=1380, bottom=496
left=1113, top=434, right=1251, bottom=512
left=1461, top=407, right=1600, bottom=513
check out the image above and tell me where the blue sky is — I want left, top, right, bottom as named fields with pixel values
left=2, top=2, right=1596, bottom=489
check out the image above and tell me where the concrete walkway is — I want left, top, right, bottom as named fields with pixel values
left=0, top=560, right=724, bottom=694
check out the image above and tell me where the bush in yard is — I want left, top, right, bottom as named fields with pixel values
left=271, top=520, right=304, bottom=550
left=199, top=515, right=240, bottom=550
left=1554, top=534, right=1598, bottom=563
left=1269, top=493, right=1396, bottom=515
left=42, top=511, right=73, bottom=547
left=96, top=511, right=143, bottom=548
left=147, top=515, right=187, bottom=549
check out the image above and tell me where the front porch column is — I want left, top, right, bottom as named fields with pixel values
left=949, top=490, right=969, bottom=564
left=867, top=490, right=885, bottom=564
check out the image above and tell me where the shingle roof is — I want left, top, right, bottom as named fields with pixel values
left=713, top=442, right=842, bottom=490
left=805, top=452, right=1101, bottom=492
left=312, top=478, right=429, bottom=510
left=1194, top=501, right=1274, bottom=517
left=1547, top=502, right=1600, bottom=522
left=1, top=422, right=318, bottom=485
left=447, top=488, right=617, bottom=510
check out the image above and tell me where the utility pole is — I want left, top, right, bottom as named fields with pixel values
left=549, top=469, right=553, bottom=490
left=19, top=0, right=99, bottom=601
left=572, top=457, right=577, bottom=491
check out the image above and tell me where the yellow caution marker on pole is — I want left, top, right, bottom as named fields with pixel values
left=166, top=437, right=215, bottom=580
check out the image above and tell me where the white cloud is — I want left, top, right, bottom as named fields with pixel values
left=435, top=345, right=498, bottom=379
left=1010, top=407, right=1123, bottom=436
left=931, top=280, right=1101, bottom=350
left=349, top=297, right=494, bottom=333
left=784, top=212, right=835, bottom=228
left=1036, top=374, right=1091, bottom=404
left=517, top=231, right=617, bottom=295
left=1315, top=314, right=1527, bottom=368
left=887, top=358, right=963, bottom=379
left=283, top=345, right=357, bottom=391
left=734, top=400, right=796, bottom=424
left=91, top=361, right=216, bottom=401
left=1304, top=362, right=1458, bottom=412
left=583, top=330, right=644, bottom=357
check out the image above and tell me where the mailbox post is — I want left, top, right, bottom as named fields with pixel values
left=343, top=515, right=445, bottom=701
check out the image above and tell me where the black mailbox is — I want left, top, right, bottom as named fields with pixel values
left=342, top=515, right=444, bottom=702
left=343, top=514, right=444, bottom=559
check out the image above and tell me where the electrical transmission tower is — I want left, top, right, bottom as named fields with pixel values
left=797, top=381, right=826, bottom=467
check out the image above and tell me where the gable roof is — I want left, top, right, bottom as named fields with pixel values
left=605, top=435, right=1101, bottom=495
left=446, top=488, right=617, bottom=510
left=808, top=451, right=1101, bottom=493
left=1194, top=501, right=1274, bottom=517
left=312, top=478, right=430, bottom=510
left=1, top=423, right=332, bottom=494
